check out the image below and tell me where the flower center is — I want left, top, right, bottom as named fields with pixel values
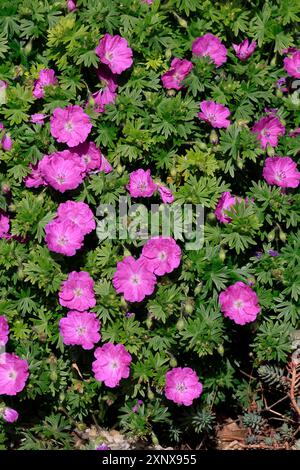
left=83, top=154, right=91, bottom=164
left=275, top=171, right=286, bottom=181
left=138, top=182, right=147, bottom=191
left=73, top=288, right=83, bottom=297
left=176, top=382, right=186, bottom=392
left=76, top=326, right=86, bottom=336
left=57, top=235, right=68, bottom=246
left=130, top=274, right=140, bottom=285
left=105, top=52, right=113, bottom=61
left=234, top=299, right=244, bottom=309
left=8, top=370, right=17, bottom=380
left=65, top=121, right=73, bottom=132
left=207, top=113, right=216, bottom=122
left=110, top=360, right=119, bottom=370
left=56, top=174, right=66, bottom=185
left=262, top=130, right=270, bottom=138
left=158, top=251, right=167, bottom=261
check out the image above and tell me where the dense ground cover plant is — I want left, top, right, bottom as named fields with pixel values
left=0, top=0, right=300, bottom=450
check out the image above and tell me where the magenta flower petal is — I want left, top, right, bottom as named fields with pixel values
left=95, top=34, right=133, bottom=75
left=92, top=343, right=132, bottom=388
left=113, top=256, right=157, bottom=302
left=59, top=271, right=96, bottom=311
left=263, top=156, right=300, bottom=188
left=219, top=281, right=260, bottom=325
left=165, top=367, right=203, bottom=406
left=192, top=33, right=227, bottom=67
left=0, top=353, right=29, bottom=396
left=59, top=310, right=100, bottom=350
left=50, top=105, right=92, bottom=147
left=141, top=237, right=181, bottom=276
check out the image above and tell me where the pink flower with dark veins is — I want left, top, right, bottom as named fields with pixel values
left=0, top=353, right=29, bottom=396
left=33, top=68, right=57, bottom=99
left=126, top=169, right=157, bottom=198
left=45, top=219, right=84, bottom=256
left=39, top=150, right=85, bottom=192
left=59, top=310, right=100, bottom=350
left=252, top=115, right=285, bottom=149
left=141, top=237, right=181, bottom=276
left=165, top=367, right=203, bottom=406
left=161, top=58, right=193, bottom=90
left=198, top=100, right=230, bottom=128
left=113, top=256, right=157, bottom=302
left=59, top=271, right=96, bottom=311
left=92, top=343, right=132, bottom=388
left=50, top=105, right=92, bottom=147
left=284, top=50, right=300, bottom=79
left=263, top=156, right=300, bottom=188
left=192, top=33, right=227, bottom=67
left=57, top=200, right=96, bottom=235
left=232, top=39, right=256, bottom=61
left=219, top=281, right=261, bottom=325
left=95, top=34, right=133, bottom=74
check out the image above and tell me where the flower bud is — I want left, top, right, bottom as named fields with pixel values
left=219, top=248, right=226, bottom=262
left=176, top=318, right=185, bottom=331
left=198, top=142, right=207, bottom=150
left=24, top=40, right=32, bottom=55
left=217, top=344, right=224, bottom=356
left=267, top=229, right=275, bottom=242
left=184, top=300, right=194, bottom=315
left=210, top=130, right=219, bottom=145
left=170, top=167, right=177, bottom=177
left=279, top=230, right=286, bottom=242
left=266, top=145, right=275, bottom=157
left=165, top=48, right=172, bottom=60
left=169, top=357, right=177, bottom=368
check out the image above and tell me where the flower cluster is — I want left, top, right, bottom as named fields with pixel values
left=126, top=169, right=174, bottom=203
left=113, top=236, right=181, bottom=303
left=45, top=201, right=95, bottom=256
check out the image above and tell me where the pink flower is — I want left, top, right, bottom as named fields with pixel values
left=284, top=50, right=300, bottom=79
left=33, top=68, right=57, bottom=99
left=289, top=128, right=300, bottom=138
left=198, top=100, right=230, bottom=128
left=91, top=65, right=118, bottom=113
left=161, top=58, right=193, bottom=90
left=1, top=133, right=12, bottom=151
left=165, top=367, right=203, bottom=406
left=141, top=237, right=181, bottom=276
left=0, top=353, right=29, bottom=396
left=45, top=219, right=84, bottom=256
left=50, top=105, right=92, bottom=147
left=0, top=124, right=12, bottom=151
left=232, top=39, right=256, bottom=61
left=95, top=34, right=133, bottom=74
left=0, top=316, right=9, bottom=347
left=24, top=162, right=48, bottom=189
left=192, top=33, right=227, bottom=67
left=57, top=201, right=96, bottom=235
left=92, top=343, right=132, bottom=388
left=215, top=192, right=241, bottom=224
left=71, top=141, right=102, bottom=174
left=59, top=310, right=100, bottom=350
left=2, top=407, right=19, bottom=423
left=39, top=150, right=85, bottom=192
left=263, top=156, right=300, bottom=188
left=59, top=271, right=96, bottom=311
left=0, top=80, right=7, bottom=104
left=113, top=256, right=157, bottom=302
left=252, top=115, right=285, bottom=149
left=99, top=155, right=113, bottom=174
left=30, top=113, right=45, bottom=125
left=158, top=185, right=174, bottom=204
left=0, top=212, right=10, bottom=239
left=219, top=281, right=260, bottom=325
left=127, top=169, right=157, bottom=198
left=67, top=0, right=76, bottom=11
